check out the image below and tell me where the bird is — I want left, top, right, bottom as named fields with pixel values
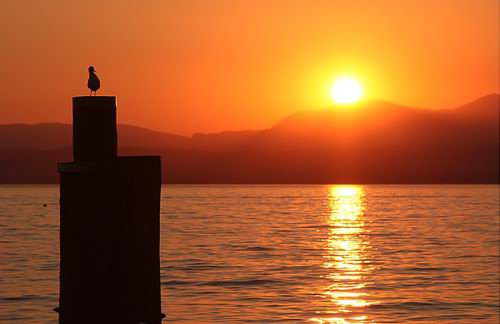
left=87, top=66, right=100, bottom=96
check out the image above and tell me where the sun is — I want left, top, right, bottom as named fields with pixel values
left=331, top=78, right=363, bottom=104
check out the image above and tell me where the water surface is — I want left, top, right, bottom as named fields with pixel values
left=0, top=185, right=498, bottom=323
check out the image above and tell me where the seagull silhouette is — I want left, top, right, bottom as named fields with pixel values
left=87, top=66, right=100, bottom=96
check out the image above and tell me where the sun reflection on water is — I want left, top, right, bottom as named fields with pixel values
left=310, top=185, right=374, bottom=323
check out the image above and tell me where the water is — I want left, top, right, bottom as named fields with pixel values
left=0, top=185, right=498, bottom=323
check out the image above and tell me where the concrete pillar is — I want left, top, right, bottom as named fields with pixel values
left=57, top=96, right=164, bottom=324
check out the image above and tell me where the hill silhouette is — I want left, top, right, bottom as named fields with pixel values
left=246, top=94, right=498, bottom=150
left=0, top=123, right=191, bottom=150
left=0, top=94, right=498, bottom=184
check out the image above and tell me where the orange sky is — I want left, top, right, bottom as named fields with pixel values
left=0, top=0, right=498, bottom=135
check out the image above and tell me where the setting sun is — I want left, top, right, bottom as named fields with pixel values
left=331, top=78, right=363, bottom=104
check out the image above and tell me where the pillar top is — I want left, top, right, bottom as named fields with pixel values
left=73, top=96, right=116, bottom=108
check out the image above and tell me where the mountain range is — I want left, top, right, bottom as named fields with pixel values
left=0, top=94, right=498, bottom=183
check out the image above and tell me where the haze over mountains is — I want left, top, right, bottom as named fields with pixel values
left=1, top=94, right=498, bottom=184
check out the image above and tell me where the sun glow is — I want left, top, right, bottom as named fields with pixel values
left=331, top=78, right=363, bottom=104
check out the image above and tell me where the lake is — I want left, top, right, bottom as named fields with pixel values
left=0, top=185, right=498, bottom=323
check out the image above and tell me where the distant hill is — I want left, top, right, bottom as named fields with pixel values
left=191, top=130, right=261, bottom=151
left=453, top=93, right=499, bottom=118
left=0, top=94, right=498, bottom=184
left=0, top=123, right=191, bottom=150
left=246, top=94, right=498, bottom=150
left=0, top=122, right=262, bottom=152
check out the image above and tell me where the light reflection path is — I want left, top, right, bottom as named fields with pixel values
left=311, top=185, right=374, bottom=324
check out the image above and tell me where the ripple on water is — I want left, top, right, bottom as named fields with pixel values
left=1, top=185, right=499, bottom=323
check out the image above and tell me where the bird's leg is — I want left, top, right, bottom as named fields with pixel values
left=90, top=89, right=92, bottom=96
